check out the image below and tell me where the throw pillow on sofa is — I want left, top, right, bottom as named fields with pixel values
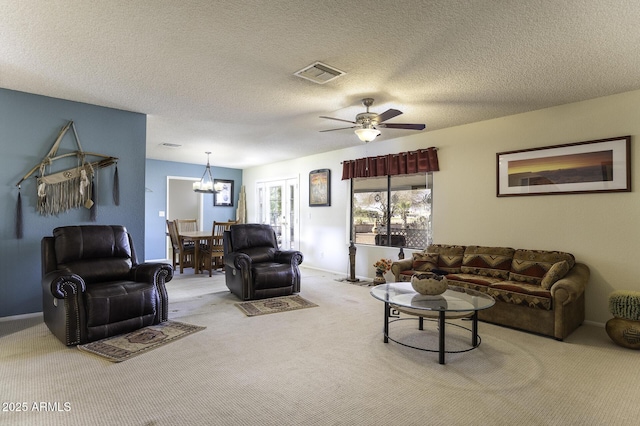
left=412, top=252, right=439, bottom=272
left=541, top=260, right=571, bottom=290
left=461, top=246, right=515, bottom=279
left=427, top=244, right=465, bottom=273
left=509, top=249, right=575, bottom=285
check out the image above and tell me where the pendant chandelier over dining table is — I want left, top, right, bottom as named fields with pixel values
left=193, top=152, right=224, bottom=193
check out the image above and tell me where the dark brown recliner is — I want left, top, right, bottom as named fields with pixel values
left=41, top=225, right=173, bottom=345
left=223, top=224, right=303, bottom=300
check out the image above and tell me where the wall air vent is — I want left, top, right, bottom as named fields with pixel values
left=160, top=143, right=182, bottom=148
left=294, top=62, right=346, bottom=84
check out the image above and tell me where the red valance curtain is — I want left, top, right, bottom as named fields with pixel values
left=341, top=147, right=439, bottom=180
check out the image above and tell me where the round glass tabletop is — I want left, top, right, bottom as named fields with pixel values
left=370, top=281, right=495, bottom=313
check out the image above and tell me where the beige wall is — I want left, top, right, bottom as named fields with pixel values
left=244, top=89, right=640, bottom=325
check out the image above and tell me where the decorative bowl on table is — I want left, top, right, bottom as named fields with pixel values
left=410, top=272, right=448, bottom=296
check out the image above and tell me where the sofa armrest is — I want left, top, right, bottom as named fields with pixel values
left=275, top=250, right=304, bottom=266
left=550, top=262, right=590, bottom=304
left=391, top=258, right=414, bottom=281
left=42, top=271, right=86, bottom=299
left=130, top=262, right=174, bottom=283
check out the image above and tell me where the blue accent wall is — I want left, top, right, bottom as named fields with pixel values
left=144, top=160, right=242, bottom=261
left=0, top=88, right=146, bottom=317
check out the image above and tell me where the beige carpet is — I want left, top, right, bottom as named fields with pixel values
left=77, top=320, right=206, bottom=362
left=1, top=267, right=639, bottom=425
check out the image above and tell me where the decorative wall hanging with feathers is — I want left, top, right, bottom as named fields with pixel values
left=14, top=120, right=119, bottom=238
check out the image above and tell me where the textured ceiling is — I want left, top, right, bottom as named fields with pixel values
left=2, top=1, right=640, bottom=169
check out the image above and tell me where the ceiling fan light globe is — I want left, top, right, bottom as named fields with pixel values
left=355, top=127, right=380, bottom=142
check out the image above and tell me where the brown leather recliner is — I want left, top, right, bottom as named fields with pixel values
left=41, top=225, right=173, bottom=345
left=223, top=224, right=303, bottom=301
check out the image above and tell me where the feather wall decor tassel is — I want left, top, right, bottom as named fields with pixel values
left=89, top=179, right=97, bottom=222
left=113, top=164, right=120, bottom=206
left=16, top=189, right=23, bottom=239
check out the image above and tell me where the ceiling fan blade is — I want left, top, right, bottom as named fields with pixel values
left=375, top=109, right=403, bottom=123
left=319, top=116, right=357, bottom=124
left=378, top=123, right=426, bottom=130
left=319, top=126, right=358, bottom=132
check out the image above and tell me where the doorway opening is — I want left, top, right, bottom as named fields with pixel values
left=166, top=176, right=204, bottom=260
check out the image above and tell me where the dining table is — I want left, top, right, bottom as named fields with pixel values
left=178, top=230, right=213, bottom=274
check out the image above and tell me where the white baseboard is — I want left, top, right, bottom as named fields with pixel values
left=301, top=265, right=370, bottom=281
left=583, top=320, right=605, bottom=328
left=0, top=312, right=42, bottom=322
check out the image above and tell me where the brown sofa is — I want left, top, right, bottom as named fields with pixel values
left=391, top=244, right=590, bottom=340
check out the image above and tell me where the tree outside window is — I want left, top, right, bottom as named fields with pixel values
left=351, top=174, right=432, bottom=248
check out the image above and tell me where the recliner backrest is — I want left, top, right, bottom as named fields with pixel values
left=52, top=225, right=134, bottom=283
left=228, top=224, right=278, bottom=263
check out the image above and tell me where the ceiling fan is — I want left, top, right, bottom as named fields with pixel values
left=319, top=98, right=426, bottom=142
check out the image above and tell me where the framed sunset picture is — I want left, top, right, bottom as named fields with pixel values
left=497, top=136, right=631, bottom=196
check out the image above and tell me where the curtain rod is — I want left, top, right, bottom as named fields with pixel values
left=340, top=147, right=438, bottom=164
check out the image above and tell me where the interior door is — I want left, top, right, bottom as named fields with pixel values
left=257, top=178, right=298, bottom=250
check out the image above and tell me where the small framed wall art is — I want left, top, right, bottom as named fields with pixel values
left=309, top=169, right=331, bottom=207
left=497, top=136, right=631, bottom=197
left=213, top=179, right=234, bottom=206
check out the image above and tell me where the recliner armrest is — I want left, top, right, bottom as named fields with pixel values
left=130, top=263, right=174, bottom=283
left=225, top=252, right=252, bottom=270
left=42, top=271, right=86, bottom=299
left=275, top=250, right=303, bottom=265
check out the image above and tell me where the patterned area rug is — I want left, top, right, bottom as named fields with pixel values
left=77, top=321, right=206, bottom=362
left=235, top=295, right=318, bottom=317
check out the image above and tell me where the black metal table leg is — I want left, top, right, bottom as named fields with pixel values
left=472, top=311, right=478, bottom=347
left=383, top=302, right=389, bottom=343
left=439, top=311, right=445, bottom=364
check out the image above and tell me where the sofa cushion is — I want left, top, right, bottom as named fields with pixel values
left=412, top=252, right=439, bottom=272
left=446, top=273, right=503, bottom=288
left=398, top=270, right=415, bottom=282
left=461, top=246, right=514, bottom=279
left=509, top=249, right=575, bottom=285
left=541, top=260, right=571, bottom=290
left=488, top=281, right=552, bottom=310
left=427, top=244, right=465, bottom=273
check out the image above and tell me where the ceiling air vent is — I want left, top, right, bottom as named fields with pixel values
left=294, top=62, right=346, bottom=84
left=160, top=143, right=182, bottom=149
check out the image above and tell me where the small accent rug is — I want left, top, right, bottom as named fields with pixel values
left=235, top=295, right=318, bottom=317
left=77, top=321, right=206, bottom=362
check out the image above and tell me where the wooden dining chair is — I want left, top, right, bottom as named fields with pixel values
left=175, top=218, right=198, bottom=233
left=167, top=219, right=195, bottom=273
left=200, top=220, right=237, bottom=277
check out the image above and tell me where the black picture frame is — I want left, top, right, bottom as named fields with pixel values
left=497, top=136, right=631, bottom=197
left=309, top=169, right=331, bottom=207
left=213, top=179, right=234, bottom=206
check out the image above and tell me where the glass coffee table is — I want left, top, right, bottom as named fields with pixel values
left=370, top=282, right=495, bottom=364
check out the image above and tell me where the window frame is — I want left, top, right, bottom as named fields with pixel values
left=349, top=173, right=433, bottom=249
